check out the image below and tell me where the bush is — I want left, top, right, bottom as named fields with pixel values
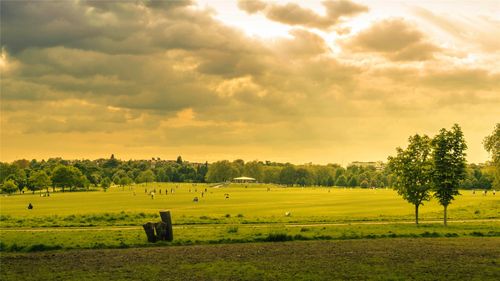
left=26, top=244, right=62, bottom=252
left=265, top=233, right=293, bottom=242
left=227, top=226, right=238, bottom=233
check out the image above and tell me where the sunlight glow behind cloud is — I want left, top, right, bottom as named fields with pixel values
left=0, top=0, right=499, bottom=164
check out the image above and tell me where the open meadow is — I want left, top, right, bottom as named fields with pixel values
left=1, top=183, right=498, bottom=251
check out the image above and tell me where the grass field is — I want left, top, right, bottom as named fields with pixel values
left=1, top=238, right=499, bottom=281
left=0, top=183, right=499, bottom=252
left=1, top=183, right=498, bottom=225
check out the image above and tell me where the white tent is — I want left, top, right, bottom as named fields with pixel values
left=233, top=176, right=257, bottom=183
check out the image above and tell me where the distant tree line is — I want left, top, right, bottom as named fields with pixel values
left=0, top=124, right=498, bottom=195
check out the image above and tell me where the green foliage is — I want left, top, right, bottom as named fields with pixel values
left=388, top=134, right=433, bottom=224
left=1, top=180, right=18, bottom=194
left=432, top=124, right=467, bottom=225
left=28, top=170, right=52, bottom=193
left=206, top=160, right=239, bottom=183
left=279, top=164, right=296, bottom=186
left=335, top=175, right=347, bottom=187
left=137, top=170, right=155, bottom=184
left=360, top=180, right=369, bottom=188
left=483, top=123, right=500, bottom=188
left=119, top=176, right=133, bottom=186
left=243, top=161, right=263, bottom=181
left=347, top=176, right=357, bottom=187
left=51, top=165, right=86, bottom=191
left=101, top=177, right=111, bottom=190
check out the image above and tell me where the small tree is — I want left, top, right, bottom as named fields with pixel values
left=335, top=175, right=347, bottom=187
left=119, top=176, right=133, bottom=187
left=347, top=176, right=358, bottom=187
left=388, top=134, right=433, bottom=224
left=2, top=180, right=18, bottom=194
left=137, top=170, right=155, bottom=185
left=29, top=170, right=52, bottom=193
left=432, top=124, right=467, bottom=226
left=101, top=177, right=111, bottom=191
left=360, top=180, right=369, bottom=188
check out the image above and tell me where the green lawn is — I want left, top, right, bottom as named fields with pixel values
left=1, top=183, right=499, bottom=251
left=1, top=183, right=498, bottom=226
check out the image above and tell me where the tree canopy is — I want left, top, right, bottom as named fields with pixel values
left=388, top=134, right=433, bottom=224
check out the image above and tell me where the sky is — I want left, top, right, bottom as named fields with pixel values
left=0, top=0, right=499, bottom=165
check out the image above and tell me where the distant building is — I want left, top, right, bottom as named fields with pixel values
left=349, top=161, right=385, bottom=171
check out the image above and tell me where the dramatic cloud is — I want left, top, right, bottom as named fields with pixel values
left=344, top=18, right=440, bottom=61
left=0, top=0, right=498, bottom=164
left=237, top=0, right=368, bottom=30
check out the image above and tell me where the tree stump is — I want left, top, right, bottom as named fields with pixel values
left=142, top=222, right=157, bottom=243
left=159, top=210, right=173, bottom=241
left=154, top=222, right=168, bottom=241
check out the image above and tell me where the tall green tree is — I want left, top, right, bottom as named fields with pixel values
left=279, top=164, right=296, bottom=186
left=29, top=170, right=52, bottom=193
left=432, top=124, right=467, bottom=226
left=483, top=123, right=500, bottom=189
left=335, top=175, right=347, bottom=187
left=205, top=160, right=239, bottom=183
left=137, top=170, right=155, bottom=185
left=51, top=165, right=85, bottom=192
left=243, top=161, right=263, bottom=181
left=388, top=134, right=433, bottom=224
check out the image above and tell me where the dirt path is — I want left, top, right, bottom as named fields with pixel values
left=1, top=218, right=498, bottom=232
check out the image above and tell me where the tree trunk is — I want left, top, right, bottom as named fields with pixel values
left=443, top=205, right=448, bottom=226
left=415, top=204, right=419, bottom=225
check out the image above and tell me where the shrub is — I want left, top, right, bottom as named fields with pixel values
left=227, top=226, right=238, bottom=233
left=26, top=244, right=62, bottom=252
left=265, top=233, right=292, bottom=242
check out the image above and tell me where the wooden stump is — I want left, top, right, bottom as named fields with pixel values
left=142, top=222, right=157, bottom=243
left=154, top=222, right=168, bottom=241
left=159, top=210, right=173, bottom=241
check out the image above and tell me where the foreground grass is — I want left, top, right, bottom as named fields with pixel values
left=1, top=221, right=498, bottom=252
left=1, top=238, right=499, bottom=281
